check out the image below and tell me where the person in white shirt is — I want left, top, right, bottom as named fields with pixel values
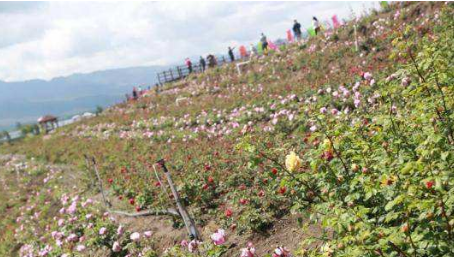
left=313, top=16, right=321, bottom=35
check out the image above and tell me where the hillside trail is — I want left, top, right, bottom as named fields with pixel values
left=1, top=153, right=321, bottom=255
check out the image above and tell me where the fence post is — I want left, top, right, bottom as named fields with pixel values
left=354, top=24, right=359, bottom=52
left=170, top=69, right=174, bottom=81
left=177, top=67, right=182, bottom=78
left=156, top=159, right=200, bottom=240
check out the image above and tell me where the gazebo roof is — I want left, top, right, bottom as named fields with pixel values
left=38, top=115, right=58, bottom=123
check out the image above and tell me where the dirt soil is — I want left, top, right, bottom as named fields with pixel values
left=113, top=210, right=322, bottom=256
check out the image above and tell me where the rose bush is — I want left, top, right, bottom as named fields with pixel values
left=1, top=2, right=452, bottom=256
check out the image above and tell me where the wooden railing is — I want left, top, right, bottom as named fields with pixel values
left=157, top=54, right=234, bottom=84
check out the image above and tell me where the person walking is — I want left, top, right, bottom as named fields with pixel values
left=154, top=83, right=160, bottom=94
left=185, top=58, right=193, bottom=73
left=132, top=87, right=138, bottom=100
left=207, top=54, right=217, bottom=68
left=228, top=46, right=235, bottom=62
left=313, top=16, right=321, bottom=35
left=228, top=47, right=235, bottom=62
left=293, top=19, right=302, bottom=41
left=260, top=33, right=268, bottom=52
left=249, top=43, right=257, bottom=59
left=199, top=56, right=206, bottom=72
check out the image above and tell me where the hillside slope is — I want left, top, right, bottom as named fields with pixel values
left=1, top=2, right=453, bottom=257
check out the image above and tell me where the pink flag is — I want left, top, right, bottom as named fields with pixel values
left=286, top=30, right=293, bottom=42
left=239, top=45, right=247, bottom=57
left=332, top=15, right=341, bottom=28
left=267, top=40, right=277, bottom=51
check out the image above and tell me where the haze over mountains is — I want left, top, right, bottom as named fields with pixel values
left=0, top=65, right=165, bottom=130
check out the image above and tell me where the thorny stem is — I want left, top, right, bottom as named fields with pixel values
left=388, top=241, right=410, bottom=257
left=432, top=70, right=454, bottom=144
left=376, top=249, right=386, bottom=257
left=324, top=163, right=341, bottom=186
left=432, top=70, right=449, bottom=113
left=314, top=116, right=350, bottom=176
left=406, top=48, right=435, bottom=102
left=439, top=198, right=453, bottom=240
left=408, top=43, right=453, bottom=144
left=325, top=133, right=350, bottom=176
left=383, top=95, right=420, bottom=159
left=407, top=48, right=426, bottom=84
left=405, top=216, right=418, bottom=257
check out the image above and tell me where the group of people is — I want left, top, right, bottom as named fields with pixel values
left=292, top=16, right=321, bottom=42
left=128, top=15, right=326, bottom=100
left=205, top=55, right=218, bottom=69
left=131, top=86, right=143, bottom=100
left=129, top=85, right=153, bottom=101
left=185, top=55, right=217, bottom=75
left=182, top=16, right=322, bottom=76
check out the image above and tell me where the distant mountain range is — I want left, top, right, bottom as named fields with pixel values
left=0, top=65, right=167, bottom=131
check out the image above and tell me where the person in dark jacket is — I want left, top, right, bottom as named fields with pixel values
left=199, top=56, right=206, bottom=72
left=228, top=47, right=235, bottom=62
left=293, top=20, right=302, bottom=41
left=132, top=87, right=138, bottom=100
left=260, top=33, right=268, bottom=53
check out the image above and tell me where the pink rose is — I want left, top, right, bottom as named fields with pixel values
left=272, top=246, right=291, bottom=257
left=67, top=234, right=78, bottom=243
left=112, top=241, right=121, bottom=252
left=180, top=240, right=188, bottom=247
left=210, top=229, right=226, bottom=245
left=76, top=245, right=85, bottom=252
left=240, top=242, right=256, bottom=257
left=188, top=240, right=201, bottom=252
left=67, top=202, right=77, bottom=215
left=363, top=72, right=372, bottom=80
left=130, top=232, right=140, bottom=242
left=144, top=231, right=152, bottom=238
left=99, top=227, right=107, bottom=235
left=117, top=225, right=124, bottom=236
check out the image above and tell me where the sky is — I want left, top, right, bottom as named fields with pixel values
left=0, top=1, right=379, bottom=82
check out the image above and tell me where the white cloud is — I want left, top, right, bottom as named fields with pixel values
left=0, top=1, right=379, bottom=82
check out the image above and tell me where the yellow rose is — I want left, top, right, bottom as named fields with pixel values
left=285, top=151, right=302, bottom=172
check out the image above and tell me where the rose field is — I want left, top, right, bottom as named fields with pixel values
left=0, top=2, right=453, bottom=257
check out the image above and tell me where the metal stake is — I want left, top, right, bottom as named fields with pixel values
left=156, top=159, right=200, bottom=240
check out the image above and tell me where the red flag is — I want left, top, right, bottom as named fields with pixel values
left=286, top=30, right=293, bottom=42
left=332, top=15, right=341, bottom=29
left=239, top=45, right=247, bottom=57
